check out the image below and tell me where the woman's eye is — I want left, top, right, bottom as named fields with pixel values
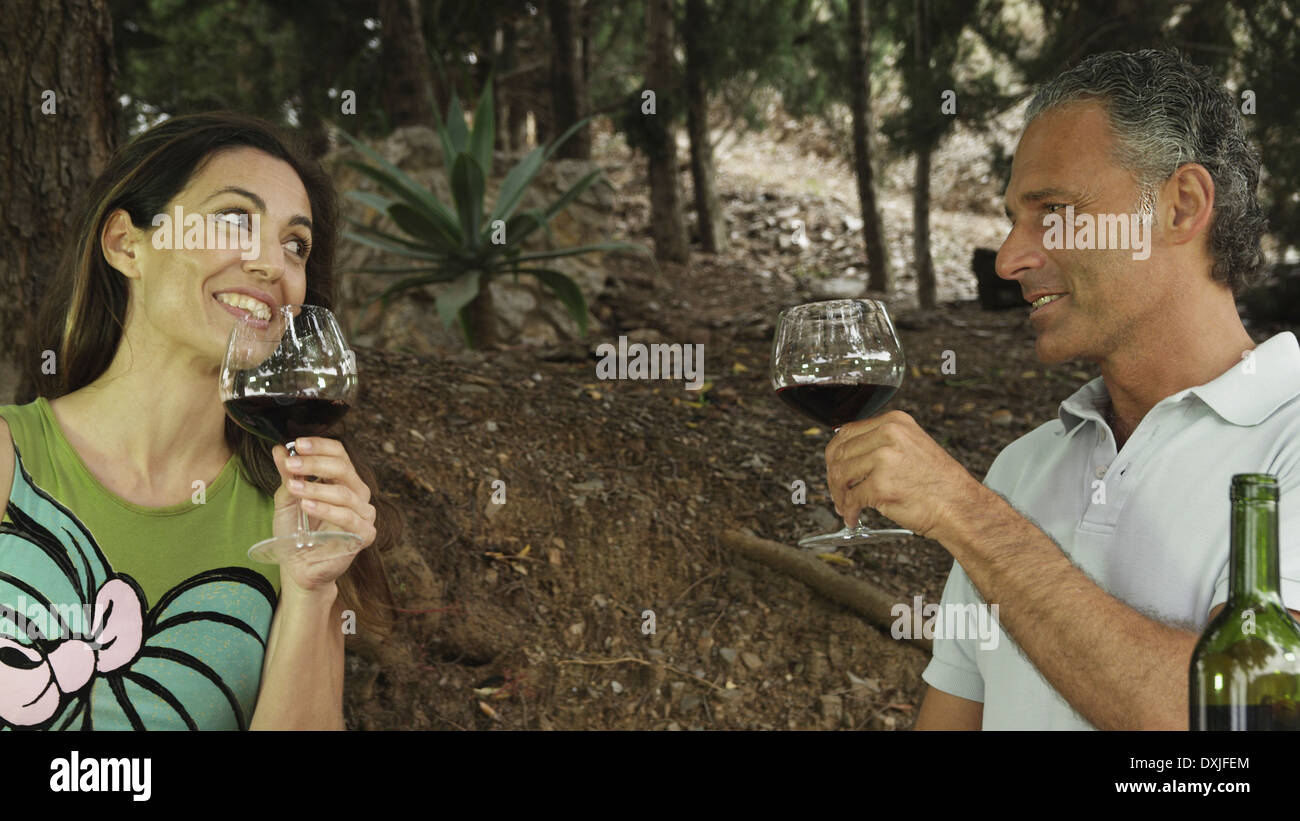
left=215, top=210, right=252, bottom=231
left=1044, top=203, right=1066, bottom=214
left=286, top=237, right=311, bottom=259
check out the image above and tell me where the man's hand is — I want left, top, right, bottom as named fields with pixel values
left=825, top=410, right=990, bottom=542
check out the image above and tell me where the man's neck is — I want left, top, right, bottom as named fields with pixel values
left=1099, top=299, right=1255, bottom=445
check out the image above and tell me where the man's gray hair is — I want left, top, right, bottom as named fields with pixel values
left=1025, top=49, right=1267, bottom=295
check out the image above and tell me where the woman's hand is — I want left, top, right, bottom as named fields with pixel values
left=271, top=437, right=377, bottom=595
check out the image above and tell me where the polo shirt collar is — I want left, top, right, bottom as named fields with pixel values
left=1058, top=331, right=1300, bottom=430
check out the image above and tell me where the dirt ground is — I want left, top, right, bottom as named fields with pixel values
left=338, top=126, right=1285, bottom=731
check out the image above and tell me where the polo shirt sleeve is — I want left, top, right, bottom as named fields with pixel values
left=921, top=558, right=986, bottom=702
left=1209, top=480, right=1300, bottom=614
left=921, top=447, right=1020, bottom=703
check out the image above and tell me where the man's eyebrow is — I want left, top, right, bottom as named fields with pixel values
left=1003, top=187, right=1082, bottom=220
left=201, top=186, right=313, bottom=231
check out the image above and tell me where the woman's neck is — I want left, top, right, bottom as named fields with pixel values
left=53, top=331, right=233, bottom=500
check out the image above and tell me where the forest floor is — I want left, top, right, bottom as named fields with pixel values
left=338, top=122, right=1280, bottom=730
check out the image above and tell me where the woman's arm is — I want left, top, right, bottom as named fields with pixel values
left=250, top=579, right=346, bottom=730
left=248, top=437, right=377, bottom=731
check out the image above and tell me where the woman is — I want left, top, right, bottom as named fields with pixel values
left=0, top=112, right=401, bottom=730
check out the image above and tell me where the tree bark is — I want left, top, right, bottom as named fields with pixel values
left=847, top=0, right=889, bottom=292
left=378, top=0, right=437, bottom=128
left=548, top=0, right=590, bottom=159
left=914, top=145, right=935, bottom=309
left=913, top=0, right=936, bottom=309
left=684, top=0, right=726, bottom=253
left=0, top=0, right=119, bottom=404
left=644, top=0, right=690, bottom=263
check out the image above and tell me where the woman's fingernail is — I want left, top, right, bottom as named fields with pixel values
left=286, top=456, right=302, bottom=469
left=289, top=479, right=304, bottom=492
left=297, top=438, right=312, bottom=452
left=302, top=499, right=317, bottom=510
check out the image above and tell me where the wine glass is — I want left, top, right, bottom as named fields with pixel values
left=219, top=304, right=360, bottom=565
left=772, top=299, right=912, bottom=551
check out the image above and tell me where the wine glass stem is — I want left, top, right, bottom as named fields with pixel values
left=286, top=441, right=311, bottom=547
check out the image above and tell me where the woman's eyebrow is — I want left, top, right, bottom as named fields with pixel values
left=200, top=185, right=313, bottom=231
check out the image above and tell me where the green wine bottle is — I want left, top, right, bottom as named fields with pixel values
left=1190, top=474, right=1300, bottom=730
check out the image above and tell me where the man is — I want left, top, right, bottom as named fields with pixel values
left=824, top=49, right=1300, bottom=730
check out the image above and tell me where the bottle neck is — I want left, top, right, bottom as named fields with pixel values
left=1230, top=496, right=1282, bottom=604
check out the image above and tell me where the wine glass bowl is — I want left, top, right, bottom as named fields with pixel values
left=771, top=299, right=912, bottom=550
left=219, top=304, right=360, bottom=565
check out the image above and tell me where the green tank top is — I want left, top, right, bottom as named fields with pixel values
left=0, top=397, right=280, bottom=730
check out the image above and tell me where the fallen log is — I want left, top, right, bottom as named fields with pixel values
left=720, top=529, right=932, bottom=654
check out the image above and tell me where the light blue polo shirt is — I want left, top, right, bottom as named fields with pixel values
left=922, top=331, right=1300, bottom=730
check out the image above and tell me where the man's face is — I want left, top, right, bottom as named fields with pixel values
left=997, top=101, right=1174, bottom=365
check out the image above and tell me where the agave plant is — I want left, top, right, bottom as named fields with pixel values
left=338, top=77, right=646, bottom=348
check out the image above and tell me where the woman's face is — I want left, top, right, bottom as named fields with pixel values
left=104, top=146, right=314, bottom=368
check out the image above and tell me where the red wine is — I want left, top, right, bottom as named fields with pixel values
left=224, top=395, right=350, bottom=443
left=776, top=382, right=897, bottom=428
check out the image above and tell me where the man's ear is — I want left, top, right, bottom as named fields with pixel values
left=101, top=208, right=145, bottom=280
left=1161, top=162, right=1215, bottom=248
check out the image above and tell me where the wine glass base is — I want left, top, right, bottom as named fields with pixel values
left=247, top=531, right=363, bottom=566
left=797, top=526, right=914, bottom=552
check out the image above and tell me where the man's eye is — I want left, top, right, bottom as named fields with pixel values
left=1044, top=203, right=1066, bottom=214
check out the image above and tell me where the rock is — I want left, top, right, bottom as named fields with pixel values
left=611, top=681, right=624, bottom=694
left=381, top=441, right=396, bottom=454
left=990, top=408, right=1013, bottom=426
left=806, top=506, right=841, bottom=533
left=741, top=652, right=762, bottom=671
left=680, top=693, right=703, bottom=713
left=819, top=694, right=843, bottom=727
left=593, top=594, right=608, bottom=608
left=719, top=647, right=738, bottom=665
left=698, top=635, right=714, bottom=656
left=666, top=721, right=682, bottom=731
left=807, top=650, right=830, bottom=679
left=485, top=420, right=499, bottom=432
left=842, top=215, right=864, bottom=232
left=568, top=622, right=585, bottom=635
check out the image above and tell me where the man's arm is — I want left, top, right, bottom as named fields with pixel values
left=938, top=490, right=1300, bottom=731
left=914, top=685, right=983, bottom=730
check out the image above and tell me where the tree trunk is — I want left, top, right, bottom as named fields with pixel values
left=684, top=0, right=727, bottom=253
left=847, top=0, right=889, bottom=292
left=0, top=0, right=118, bottom=405
left=644, top=0, right=690, bottom=263
left=464, top=282, right=499, bottom=350
left=914, top=145, right=935, bottom=309
left=548, top=0, right=590, bottom=159
left=379, top=0, right=437, bottom=128
left=913, top=0, right=936, bottom=309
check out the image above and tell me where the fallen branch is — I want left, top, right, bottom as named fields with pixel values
left=719, top=529, right=932, bottom=654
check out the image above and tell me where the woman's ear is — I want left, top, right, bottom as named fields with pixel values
left=100, top=208, right=145, bottom=280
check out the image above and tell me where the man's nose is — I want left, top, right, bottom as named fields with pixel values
left=995, top=222, right=1043, bottom=283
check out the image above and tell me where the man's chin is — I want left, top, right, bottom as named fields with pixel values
left=1033, top=334, right=1078, bottom=366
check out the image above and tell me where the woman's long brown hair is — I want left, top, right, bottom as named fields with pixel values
left=17, top=111, right=400, bottom=638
